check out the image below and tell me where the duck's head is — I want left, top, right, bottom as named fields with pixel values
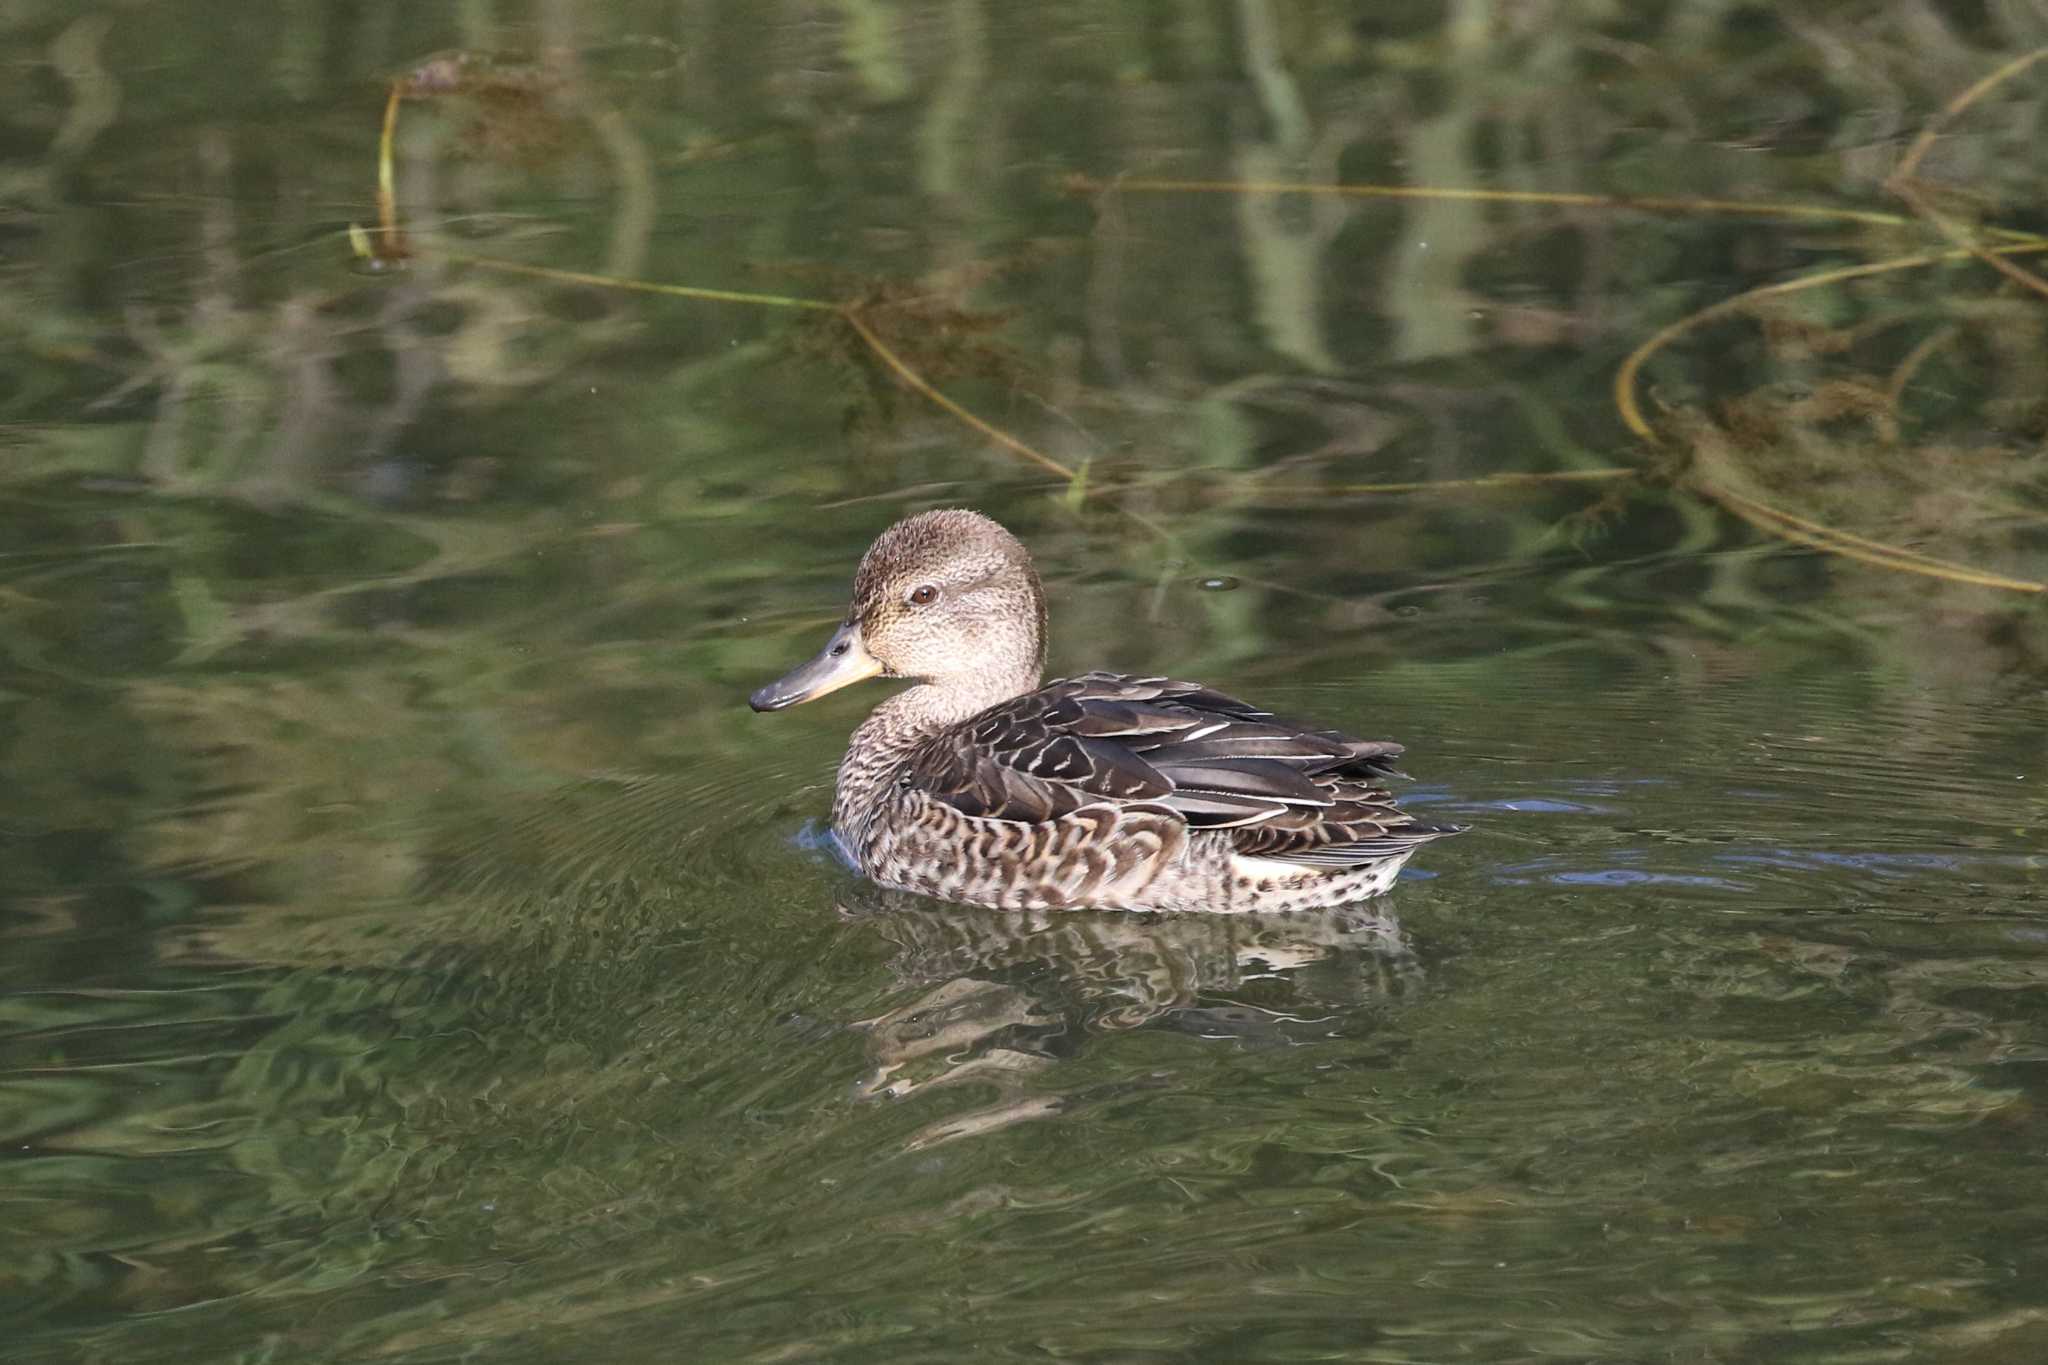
left=749, top=509, right=1047, bottom=713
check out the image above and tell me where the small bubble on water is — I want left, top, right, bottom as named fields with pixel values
left=1197, top=575, right=1240, bottom=592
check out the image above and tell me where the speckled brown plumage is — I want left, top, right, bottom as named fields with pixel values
left=751, top=509, right=1462, bottom=913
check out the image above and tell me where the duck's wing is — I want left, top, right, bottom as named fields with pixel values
left=909, top=673, right=1460, bottom=860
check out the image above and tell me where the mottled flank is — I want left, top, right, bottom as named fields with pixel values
left=757, top=509, right=1462, bottom=913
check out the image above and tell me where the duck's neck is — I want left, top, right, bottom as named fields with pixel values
left=831, top=664, right=1042, bottom=839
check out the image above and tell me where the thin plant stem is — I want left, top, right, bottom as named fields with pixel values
left=1888, top=46, right=2048, bottom=301
left=835, top=310, right=1076, bottom=481
left=443, top=250, right=837, bottom=313
left=1250, top=469, right=1636, bottom=497
left=1064, top=174, right=2048, bottom=244
left=1882, top=323, right=1960, bottom=420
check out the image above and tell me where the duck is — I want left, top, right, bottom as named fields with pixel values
left=749, top=509, right=1462, bottom=913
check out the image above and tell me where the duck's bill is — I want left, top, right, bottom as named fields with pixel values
left=748, top=621, right=883, bottom=712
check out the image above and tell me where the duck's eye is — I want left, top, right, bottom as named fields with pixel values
left=908, top=584, right=940, bottom=606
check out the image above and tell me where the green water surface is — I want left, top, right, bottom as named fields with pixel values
left=4, top=3, right=2048, bottom=1361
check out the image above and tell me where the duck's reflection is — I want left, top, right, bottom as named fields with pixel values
left=838, top=889, right=1422, bottom=1146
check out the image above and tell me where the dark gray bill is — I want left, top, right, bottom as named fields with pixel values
left=748, top=620, right=883, bottom=712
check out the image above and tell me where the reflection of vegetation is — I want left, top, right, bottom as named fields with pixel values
left=365, top=22, right=2048, bottom=597
left=1617, top=243, right=2048, bottom=595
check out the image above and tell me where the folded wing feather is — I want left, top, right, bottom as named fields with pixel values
left=906, top=673, right=1460, bottom=864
